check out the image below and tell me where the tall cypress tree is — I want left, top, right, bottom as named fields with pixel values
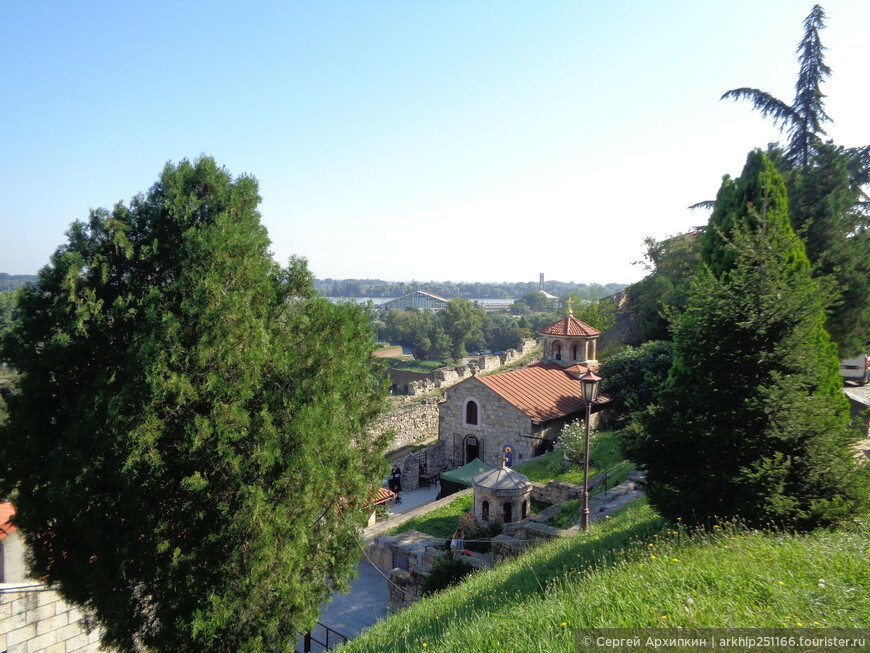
left=626, top=150, right=868, bottom=529
left=0, top=157, right=390, bottom=652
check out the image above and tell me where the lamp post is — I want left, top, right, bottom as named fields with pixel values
left=579, top=368, right=601, bottom=532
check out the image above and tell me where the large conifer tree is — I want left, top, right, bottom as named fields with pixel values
left=721, top=4, right=831, bottom=168
left=0, top=157, right=389, bottom=652
left=626, top=150, right=868, bottom=529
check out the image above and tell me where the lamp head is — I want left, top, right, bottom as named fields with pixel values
left=579, top=368, right=601, bottom=403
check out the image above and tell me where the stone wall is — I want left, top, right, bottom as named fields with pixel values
left=529, top=479, right=583, bottom=505
left=0, top=584, right=109, bottom=653
left=364, top=530, right=443, bottom=574
left=387, top=568, right=426, bottom=611
left=371, top=400, right=440, bottom=454
left=596, top=291, right=639, bottom=353
left=387, top=369, right=435, bottom=395
left=394, top=441, right=447, bottom=492
left=438, top=378, right=536, bottom=469
left=396, top=339, right=540, bottom=397
left=2, top=530, right=28, bottom=583
left=369, top=473, right=645, bottom=611
left=399, top=454, right=420, bottom=492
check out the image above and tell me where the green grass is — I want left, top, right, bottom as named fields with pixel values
left=342, top=502, right=870, bottom=652
left=386, top=494, right=474, bottom=539
left=514, top=431, right=630, bottom=487
left=387, top=359, right=447, bottom=373
left=388, top=433, right=634, bottom=538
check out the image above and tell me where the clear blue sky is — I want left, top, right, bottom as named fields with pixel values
left=3, top=1, right=869, bottom=284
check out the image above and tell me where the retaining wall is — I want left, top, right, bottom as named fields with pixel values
left=0, top=584, right=109, bottom=653
left=371, top=401, right=440, bottom=454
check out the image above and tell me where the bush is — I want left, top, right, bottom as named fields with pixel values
left=555, top=419, right=590, bottom=465
left=458, top=511, right=504, bottom=553
left=420, top=555, right=474, bottom=596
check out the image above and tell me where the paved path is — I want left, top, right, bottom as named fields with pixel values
left=388, top=484, right=441, bottom=515
left=309, top=485, right=440, bottom=649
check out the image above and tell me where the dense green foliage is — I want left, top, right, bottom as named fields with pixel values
left=420, top=555, right=475, bottom=596
left=0, top=289, right=21, bottom=337
left=701, top=150, right=802, bottom=276
left=627, top=151, right=868, bottom=530
left=516, top=289, right=553, bottom=312
left=480, top=312, right=532, bottom=352
left=719, top=5, right=869, bottom=355
left=442, top=298, right=486, bottom=359
left=314, top=278, right=625, bottom=300
left=0, top=157, right=390, bottom=652
left=378, top=286, right=615, bottom=360
left=379, top=306, right=458, bottom=360
left=342, top=500, right=870, bottom=652
left=380, top=300, right=526, bottom=360
left=624, top=231, right=703, bottom=343
left=560, top=291, right=618, bottom=334
left=598, top=341, right=672, bottom=427
left=783, top=142, right=870, bottom=355
left=457, top=510, right=504, bottom=553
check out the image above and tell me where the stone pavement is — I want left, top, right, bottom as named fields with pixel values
left=388, top=484, right=441, bottom=516
left=311, top=484, right=441, bottom=648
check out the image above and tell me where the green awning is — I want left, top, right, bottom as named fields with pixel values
left=439, top=459, right=494, bottom=487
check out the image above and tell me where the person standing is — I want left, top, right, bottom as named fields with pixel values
left=450, top=527, right=465, bottom=558
left=390, top=465, right=402, bottom=493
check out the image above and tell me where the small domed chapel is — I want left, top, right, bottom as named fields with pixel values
left=437, top=309, right=608, bottom=471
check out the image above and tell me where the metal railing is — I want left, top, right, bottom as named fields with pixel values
left=567, top=461, right=633, bottom=528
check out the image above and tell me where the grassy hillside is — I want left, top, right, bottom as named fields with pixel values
left=341, top=501, right=869, bottom=652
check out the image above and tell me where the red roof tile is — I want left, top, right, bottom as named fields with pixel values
left=0, top=501, right=17, bottom=541
left=366, top=486, right=396, bottom=507
left=477, top=363, right=607, bottom=423
left=539, top=315, right=601, bottom=337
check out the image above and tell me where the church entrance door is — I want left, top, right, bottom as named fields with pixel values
left=464, top=435, right=480, bottom=463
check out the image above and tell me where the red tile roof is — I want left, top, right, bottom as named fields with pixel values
left=366, top=486, right=396, bottom=507
left=0, top=501, right=17, bottom=541
left=539, top=315, right=601, bottom=337
left=477, top=363, right=607, bottom=423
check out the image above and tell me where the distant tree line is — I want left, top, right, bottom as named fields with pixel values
left=314, top=278, right=626, bottom=300
left=0, top=273, right=38, bottom=291
left=377, top=293, right=617, bottom=362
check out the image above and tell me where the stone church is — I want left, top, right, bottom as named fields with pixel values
left=438, top=309, right=608, bottom=470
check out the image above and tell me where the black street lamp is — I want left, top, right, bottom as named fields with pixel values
left=579, top=368, right=601, bottom=531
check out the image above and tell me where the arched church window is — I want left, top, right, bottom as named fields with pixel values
left=465, top=400, right=478, bottom=425
left=553, top=342, right=562, bottom=361
left=482, top=500, right=489, bottom=521
left=571, top=344, right=579, bottom=360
